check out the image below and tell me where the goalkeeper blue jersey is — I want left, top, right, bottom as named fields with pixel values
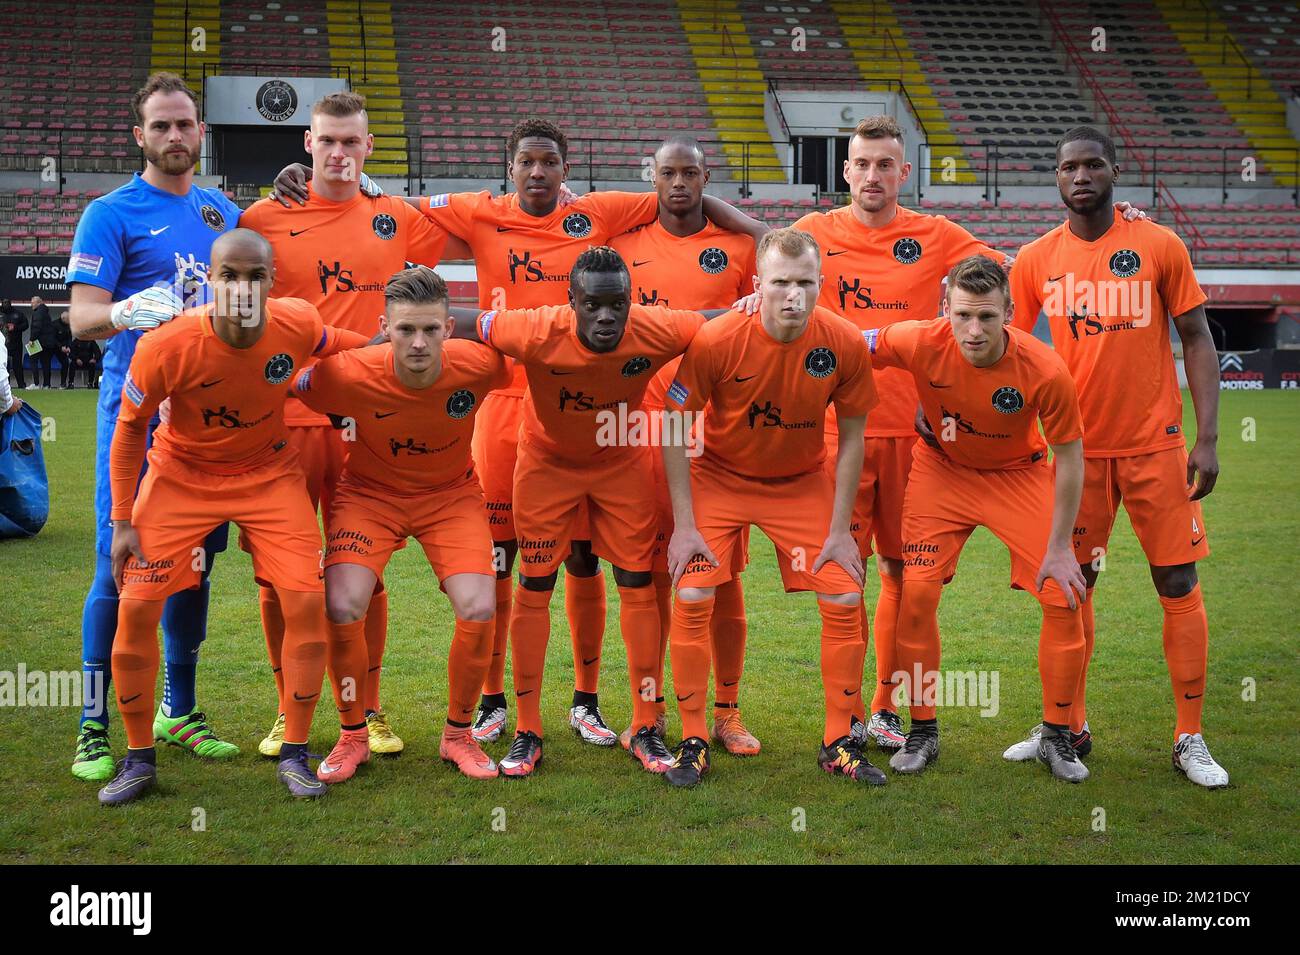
left=66, top=173, right=241, bottom=554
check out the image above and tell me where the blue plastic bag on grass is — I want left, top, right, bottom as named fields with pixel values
left=0, top=401, right=49, bottom=538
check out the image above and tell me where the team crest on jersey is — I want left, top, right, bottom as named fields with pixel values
left=1109, top=249, right=1141, bottom=278
left=991, top=386, right=1024, bottom=414
left=804, top=347, right=837, bottom=379
left=621, top=356, right=652, bottom=378
left=372, top=214, right=397, bottom=240
left=698, top=247, right=728, bottom=274
left=200, top=205, right=226, bottom=232
left=264, top=353, right=294, bottom=384
left=446, top=389, right=476, bottom=419
left=562, top=212, right=593, bottom=238
left=893, top=238, right=922, bottom=264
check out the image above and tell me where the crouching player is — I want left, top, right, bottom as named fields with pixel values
left=289, top=266, right=509, bottom=782
left=100, top=230, right=370, bottom=804
left=662, top=227, right=881, bottom=788
left=871, top=256, right=1091, bottom=782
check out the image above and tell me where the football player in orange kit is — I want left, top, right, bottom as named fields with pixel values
left=241, top=91, right=460, bottom=759
left=866, top=256, right=1091, bottom=783
left=98, top=229, right=370, bottom=805
left=662, top=227, right=881, bottom=788
left=1005, top=126, right=1227, bottom=788
left=444, top=246, right=718, bottom=777
left=288, top=267, right=510, bottom=783
left=611, top=135, right=762, bottom=756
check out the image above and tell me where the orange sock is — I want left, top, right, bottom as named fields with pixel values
left=670, top=595, right=714, bottom=741
left=259, top=585, right=286, bottom=713
left=483, top=576, right=512, bottom=697
left=448, top=617, right=495, bottom=727
left=851, top=599, right=868, bottom=722
left=327, top=618, right=368, bottom=728
left=279, top=588, right=328, bottom=744
left=818, top=599, right=865, bottom=746
left=618, top=585, right=662, bottom=732
left=652, top=571, right=672, bottom=719
left=1160, top=584, right=1209, bottom=739
left=362, top=585, right=388, bottom=713
left=510, top=585, right=553, bottom=737
left=870, top=572, right=903, bottom=716
left=896, top=580, right=943, bottom=722
left=566, top=571, right=605, bottom=694
left=1038, top=602, right=1086, bottom=727
left=113, top=598, right=164, bottom=749
left=710, top=577, right=747, bottom=706
left=1069, top=592, right=1095, bottom=733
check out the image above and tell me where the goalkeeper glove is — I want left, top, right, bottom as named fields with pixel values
left=109, top=286, right=185, bottom=331
left=360, top=172, right=385, bottom=198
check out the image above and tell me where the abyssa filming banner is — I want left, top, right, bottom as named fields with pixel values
left=0, top=255, right=70, bottom=302
left=204, top=76, right=348, bottom=127
left=1218, top=349, right=1300, bottom=390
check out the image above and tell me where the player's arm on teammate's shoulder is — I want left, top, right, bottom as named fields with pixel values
left=316, top=325, right=372, bottom=357
left=1039, top=436, right=1088, bottom=609
left=1007, top=256, right=1044, bottom=334
left=701, top=195, right=768, bottom=244
left=1172, top=303, right=1220, bottom=500
left=814, top=412, right=866, bottom=585
left=70, top=283, right=185, bottom=342
left=270, top=161, right=384, bottom=206
left=443, top=306, right=490, bottom=343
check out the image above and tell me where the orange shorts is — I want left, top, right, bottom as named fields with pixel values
left=901, top=445, right=1071, bottom=608
left=825, top=432, right=915, bottom=561
left=513, top=440, right=656, bottom=576
left=288, top=423, right=348, bottom=519
left=472, top=392, right=522, bottom=542
left=679, top=463, right=860, bottom=595
left=1074, top=447, right=1210, bottom=568
left=123, top=449, right=323, bottom=601
left=324, top=475, right=494, bottom=581
left=650, top=445, right=748, bottom=576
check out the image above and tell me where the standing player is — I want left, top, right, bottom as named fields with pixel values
left=1006, top=126, right=1227, bottom=788
left=287, top=267, right=509, bottom=782
left=611, top=136, right=762, bottom=755
left=662, top=227, right=881, bottom=788
left=447, top=247, right=712, bottom=777
left=66, top=72, right=243, bottom=782
left=792, top=116, right=1008, bottom=754
left=239, top=91, right=456, bottom=758
left=866, top=256, right=1091, bottom=783
left=98, top=229, right=369, bottom=804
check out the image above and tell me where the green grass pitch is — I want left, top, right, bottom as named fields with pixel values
left=0, top=389, right=1296, bottom=864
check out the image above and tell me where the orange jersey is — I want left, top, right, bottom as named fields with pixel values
left=867, top=318, right=1082, bottom=470
left=793, top=205, right=1005, bottom=438
left=1010, top=216, right=1207, bottom=458
left=477, top=303, right=704, bottom=464
left=610, top=217, right=756, bottom=309
left=289, top=340, right=510, bottom=494
left=240, top=185, right=449, bottom=425
left=111, top=298, right=366, bottom=517
left=666, top=306, right=878, bottom=479
left=419, top=189, right=659, bottom=395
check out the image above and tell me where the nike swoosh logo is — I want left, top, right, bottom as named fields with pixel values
left=632, top=259, right=652, bottom=267
left=1191, top=536, right=1205, bottom=547
left=1047, top=274, right=1066, bottom=282
left=318, top=761, right=340, bottom=775
left=200, top=379, right=224, bottom=388
left=550, top=369, right=577, bottom=376
left=150, top=226, right=170, bottom=236
left=119, top=693, right=141, bottom=705
left=1055, top=701, right=1072, bottom=708
left=289, top=229, right=312, bottom=237
left=734, top=374, right=757, bottom=382
left=1184, top=692, right=1203, bottom=700
left=722, top=680, right=737, bottom=687
left=676, top=692, right=696, bottom=702
left=496, top=226, right=512, bottom=233
left=843, top=688, right=859, bottom=696
left=461, top=706, right=474, bottom=714
left=516, top=689, right=533, bottom=697
left=929, top=381, right=951, bottom=388
left=293, top=691, right=319, bottom=702
left=374, top=411, right=397, bottom=419
left=582, top=656, right=599, bottom=666
left=827, top=250, right=848, bottom=256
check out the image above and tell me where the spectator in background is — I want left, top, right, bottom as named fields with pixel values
left=29, top=296, right=56, bottom=389
left=69, top=337, right=101, bottom=388
left=0, top=334, right=21, bottom=415
left=57, top=310, right=74, bottom=388
left=2, top=299, right=26, bottom=390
